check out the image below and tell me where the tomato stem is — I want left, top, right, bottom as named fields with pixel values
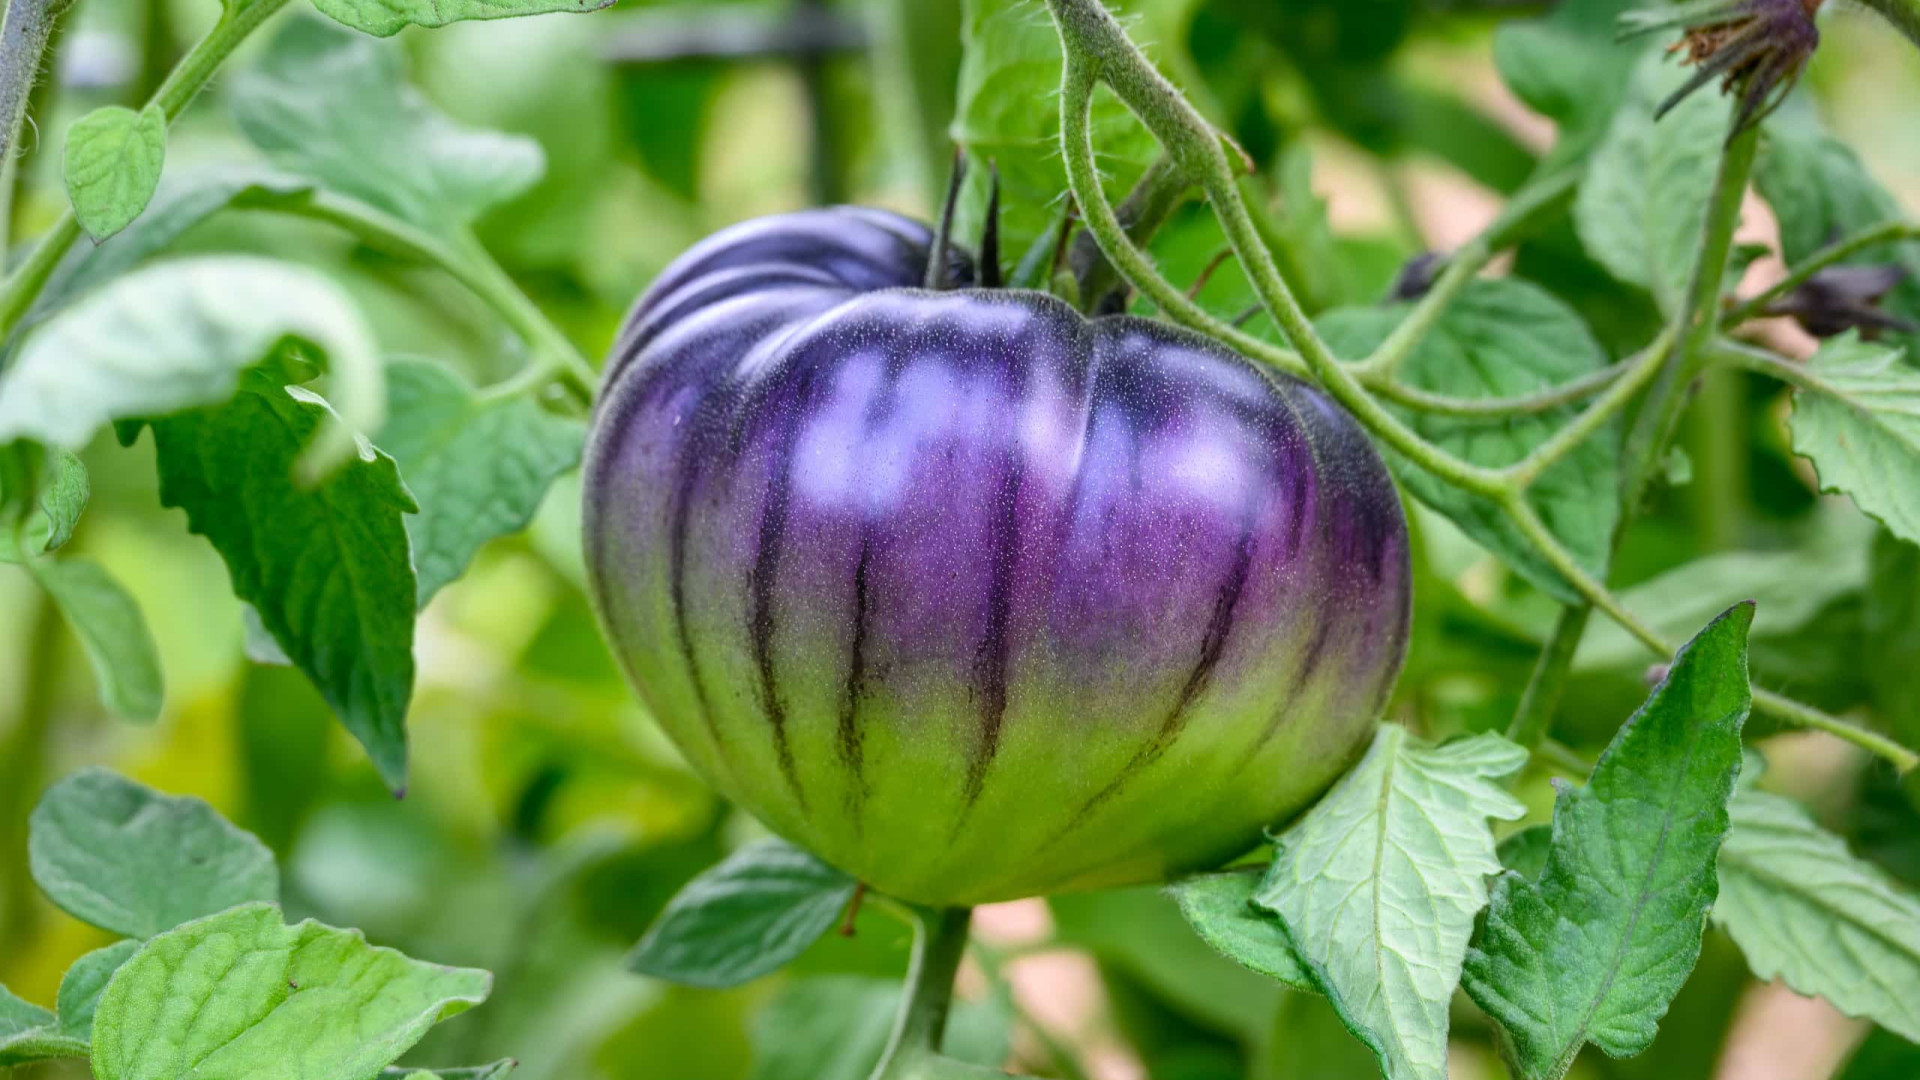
left=869, top=905, right=1036, bottom=1080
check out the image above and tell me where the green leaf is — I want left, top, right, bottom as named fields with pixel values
left=28, top=767, right=278, bottom=938
left=231, top=20, right=543, bottom=233
left=1494, top=0, right=1641, bottom=165
left=1318, top=277, right=1617, bottom=602
left=310, top=0, right=609, bottom=37
left=25, top=558, right=163, bottom=721
left=1755, top=114, right=1920, bottom=346
left=56, top=940, right=141, bottom=1040
left=91, top=903, right=490, bottom=1080
left=1254, top=726, right=1528, bottom=1080
left=1574, top=52, right=1733, bottom=315
left=0, top=986, right=80, bottom=1065
left=1168, top=870, right=1313, bottom=992
left=378, top=360, right=583, bottom=606
left=1865, top=530, right=1920, bottom=745
left=32, top=166, right=317, bottom=327
left=745, top=975, right=1011, bottom=1080
left=2, top=449, right=89, bottom=563
left=952, top=0, right=1157, bottom=262
left=1462, top=603, right=1755, bottom=1080
left=0, top=256, right=384, bottom=476
left=146, top=382, right=418, bottom=791
left=64, top=104, right=166, bottom=241
left=1571, top=515, right=1872, bottom=670
left=1786, top=334, right=1920, bottom=547
left=1713, top=786, right=1920, bottom=1041
left=628, top=839, right=856, bottom=989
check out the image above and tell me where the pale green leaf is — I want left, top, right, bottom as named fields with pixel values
left=1168, top=870, right=1313, bottom=992
left=1318, top=277, right=1617, bottom=603
left=32, top=166, right=317, bottom=327
left=1713, top=786, right=1920, bottom=1041
left=628, top=839, right=855, bottom=989
left=29, top=767, right=278, bottom=938
left=1462, top=603, right=1755, bottom=1080
left=91, top=903, right=490, bottom=1080
left=56, top=941, right=141, bottom=1040
left=746, top=975, right=1011, bottom=1080
left=1255, top=726, right=1528, bottom=1080
left=311, top=0, right=608, bottom=37
left=231, top=20, right=543, bottom=232
left=1575, top=52, right=1733, bottom=315
left=378, top=1062, right=515, bottom=1080
left=147, top=383, right=418, bottom=791
left=0, top=256, right=384, bottom=474
left=64, top=104, right=166, bottom=241
left=2, top=449, right=89, bottom=564
left=25, top=558, right=163, bottom=721
left=1787, top=334, right=1920, bottom=547
left=378, top=360, right=583, bottom=606
left=0, top=986, right=79, bottom=1066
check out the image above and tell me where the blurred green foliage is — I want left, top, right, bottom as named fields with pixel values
left=4, top=0, right=1920, bottom=1077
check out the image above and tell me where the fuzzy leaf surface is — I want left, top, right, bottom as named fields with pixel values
left=1255, top=726, right=1528, bottom=1080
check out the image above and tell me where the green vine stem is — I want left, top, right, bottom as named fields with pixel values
left=870, top=906, right=1036, bottom=1080
left=1372, top=360, right=1629, bottom=417
left=1506, top=605, right=1593, bottom=751
left=0, top=0, right=295, bottom=339
left=1722, top=219, right=1920, bottom=327
left=1500, top=328, right=1675, bottom=488
left=1043, top=0, right=1920, bottom=774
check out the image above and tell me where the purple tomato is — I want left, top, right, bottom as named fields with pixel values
left=583, top=207, right=1410, bottom=905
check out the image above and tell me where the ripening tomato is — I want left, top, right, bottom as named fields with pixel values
left=582, top=207, right=1410, bottom=905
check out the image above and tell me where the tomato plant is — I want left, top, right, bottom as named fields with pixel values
left=2, top=0, right=1920, bottom=1078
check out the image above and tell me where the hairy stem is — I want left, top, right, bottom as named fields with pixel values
left=1722, top=219, right=1920, bottom=326
left=1502, top=328, right=1674, bottom=488
left=871, top=906, right=1035, bottom=1080
left=1070, top=152, right=1190, bottom=311
left=1370, top=360, right=1631, bottom=417
left=0, top=0, right=73, bottom=251
left=1049, top=6, right=1509, bottom=498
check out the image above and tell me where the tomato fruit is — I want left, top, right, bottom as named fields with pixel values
left=582, top=207, right=1411, bottom=905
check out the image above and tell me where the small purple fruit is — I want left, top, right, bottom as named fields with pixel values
left=582, top=208, right=1411, bottom=905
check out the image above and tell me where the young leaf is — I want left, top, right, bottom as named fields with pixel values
left=746, top=975, right=1011, bottom=1080
left=1318, top=277, right=1617, bottom=603
left=230, top=20, right=543, bottom=234
left=378, top=360, right=584, bottom=606
left=1575, top=52, right=1733, bottom=315
left=1168, top=870, right=1314, bottom=992
left=28, top=767, right=278, bottom=939
left=1254, top=726, right=1529, bottom=1080
left=146, top=382, right=418, bottom=791
left=0, top=256, right=384, bottom=469
left=90, top=903, right=490, bottom=1080
left=55, top=940, right=141, bottom=1040
left=1864, top=530, right=1920, bottom=746
left=310, top=0, right=609, bottom=38
left=0, top=986, right=83, bottom=1065
left=24, top=557, right=163, bottom=721
left=1462, top=603, right=1756, bottom=1080
left=1713, top=786, right=1920, bottom=1041
left=628, top=838, right=856, bottom=989
left=1785, top=334, right=1920, bottom=547
left=1, top=449, right=90, bottom=559
left=63, top=104, right=166, bottom=241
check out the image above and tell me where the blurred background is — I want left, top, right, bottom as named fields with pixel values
left=3, top=0, right=1919, bottom=1077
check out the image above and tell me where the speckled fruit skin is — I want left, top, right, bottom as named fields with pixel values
left=582, top=207, right=1411, bottom=905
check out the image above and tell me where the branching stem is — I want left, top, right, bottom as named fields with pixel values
left=1722, top=219, right=1920, bottom=327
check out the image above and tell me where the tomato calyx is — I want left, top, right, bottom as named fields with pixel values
left=1622, top=0, right=1821, bottom=136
